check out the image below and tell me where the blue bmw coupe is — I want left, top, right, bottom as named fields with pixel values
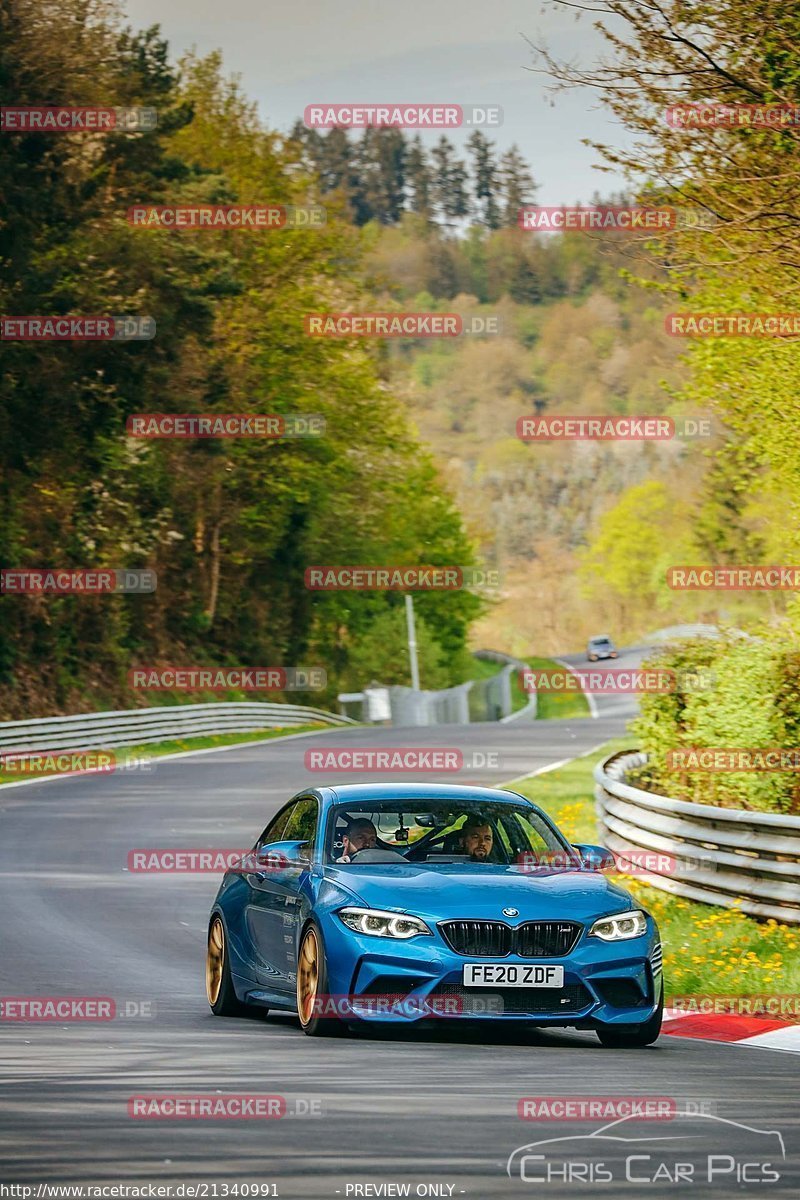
left=205, top=782, right=663, bottom=1046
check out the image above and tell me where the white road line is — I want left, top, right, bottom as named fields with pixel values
left=504, top=739, right=609, bottom=787
left=554, top=658, right=599, bottom=719
left=504, top=758, right=572, bottom=786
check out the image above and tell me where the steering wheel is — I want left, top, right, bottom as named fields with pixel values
left=348, top=846, right=407, bottom=863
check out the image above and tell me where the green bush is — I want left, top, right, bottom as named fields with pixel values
left=631, top=636, right=800, bottom=813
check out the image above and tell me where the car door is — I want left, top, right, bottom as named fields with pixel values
left=244, top=796, right=319, bottom=995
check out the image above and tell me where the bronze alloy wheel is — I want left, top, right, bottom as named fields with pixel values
left=297, top=926, right=320, bottom=1027
left=206, top=916, right=225, bottom=1006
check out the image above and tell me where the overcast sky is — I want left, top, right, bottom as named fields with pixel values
left=123, top=0, right=632, bottom=205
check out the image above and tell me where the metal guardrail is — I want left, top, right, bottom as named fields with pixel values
left=473, top=650, right=537, bottom=721
left=0, top=702, right=355, bottom=754
left=594, top=750, right=800, bottom=924
left=338, top=651, right=533, bottom=726
left=387, top=682, right=473, bottom=727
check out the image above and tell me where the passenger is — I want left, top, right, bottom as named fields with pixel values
left=458, top=816, right=494, bottom=862
left=337, top=818, right=378, bottom=862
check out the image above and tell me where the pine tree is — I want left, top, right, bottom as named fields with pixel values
left=405, top=135, right=433, bottom=219
left=372, top=127, right=407, bottom=224
left=467, top=130, right=501, bottom=229
left=499, top=144, right=537, bottom=227
left=431, top=136, right=469, bottom=226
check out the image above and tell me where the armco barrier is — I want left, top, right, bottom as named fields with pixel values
left=340, top=651, right=533, bottom=726
left=0, top=702, right=355, bottom=754
left=594, top=750, right=800, bottom=924
left=473, top=649, right=537, bottom=722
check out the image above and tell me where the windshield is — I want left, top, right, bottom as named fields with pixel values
left=325, top=798, right=575, bottom=867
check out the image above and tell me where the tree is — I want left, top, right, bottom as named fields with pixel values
left=577, top=481, right=696, bottom=632
left=533, top=0, right=800, bottom=558
left=499, top=144, right=537, bottom=226
left=431, top=136, right=469, bottom=225
left=344, top=606, right=451, bottom=689
left=0, top=5, right=481, bottom=716
left=357, top=127, right=406, bottom=224
left=405, top=135, right=433, bottom=219
left=467, top=130, right=501, bottom=229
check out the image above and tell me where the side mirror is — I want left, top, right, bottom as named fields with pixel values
left=573, top=843, right=616, bottom=872
left=255, top=839, right=311, bottom=870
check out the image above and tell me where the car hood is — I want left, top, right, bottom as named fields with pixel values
left=321, top=862, right=634, bottom=923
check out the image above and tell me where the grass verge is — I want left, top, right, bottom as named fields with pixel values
left=0, top=724, right=328, bottom=786
left=511, top=738, right=800, bottom=999
left=526, top=656, right=591, bottom=720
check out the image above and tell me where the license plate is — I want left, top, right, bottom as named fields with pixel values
left=462, top=963, right=564, bottom=988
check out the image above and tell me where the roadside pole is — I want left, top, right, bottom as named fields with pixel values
left=405, top=593, right=421, bottom=690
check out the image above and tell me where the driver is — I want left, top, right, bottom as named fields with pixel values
left=459, top=816, right=494, bottom=862
left=336, top=818, right=378, bottom=862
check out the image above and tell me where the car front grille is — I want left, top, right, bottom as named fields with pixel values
left=430, top=982, right=593, bottom=1016
left=517, top=921, right=582, bottom=957
left=440, top=919, right=581, bottom=958
left=439, top=920, right=513, bottom=957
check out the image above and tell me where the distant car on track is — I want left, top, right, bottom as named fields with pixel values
left=205, top=783, right=663, bottom=1045
left=587, top=635, right=618, bottom=661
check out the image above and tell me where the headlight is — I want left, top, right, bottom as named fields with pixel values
left=337, top=907, right=431, bottom=939
left=589, top=909, right=647, bottom=941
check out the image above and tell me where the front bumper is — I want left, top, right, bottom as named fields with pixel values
left=320, top=912, right=662, bottom=1026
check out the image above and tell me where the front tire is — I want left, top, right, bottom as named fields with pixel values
left=206, top=915, right=255, bottom=1017
left=297, top=924, right=345, bottom=1037
left=596, top=994, right=663, bottom=1048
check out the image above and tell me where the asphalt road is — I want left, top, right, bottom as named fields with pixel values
left=1, top=710, right=798, bottom=1198
left=557, top=642, right=652, bottom=722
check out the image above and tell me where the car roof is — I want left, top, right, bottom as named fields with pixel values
left=317, top=782, right=531, bottom=805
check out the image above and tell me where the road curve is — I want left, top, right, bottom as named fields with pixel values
left=556, top=642, right=652, bottom=722
left=1, top=717, right=798, bottom=1198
